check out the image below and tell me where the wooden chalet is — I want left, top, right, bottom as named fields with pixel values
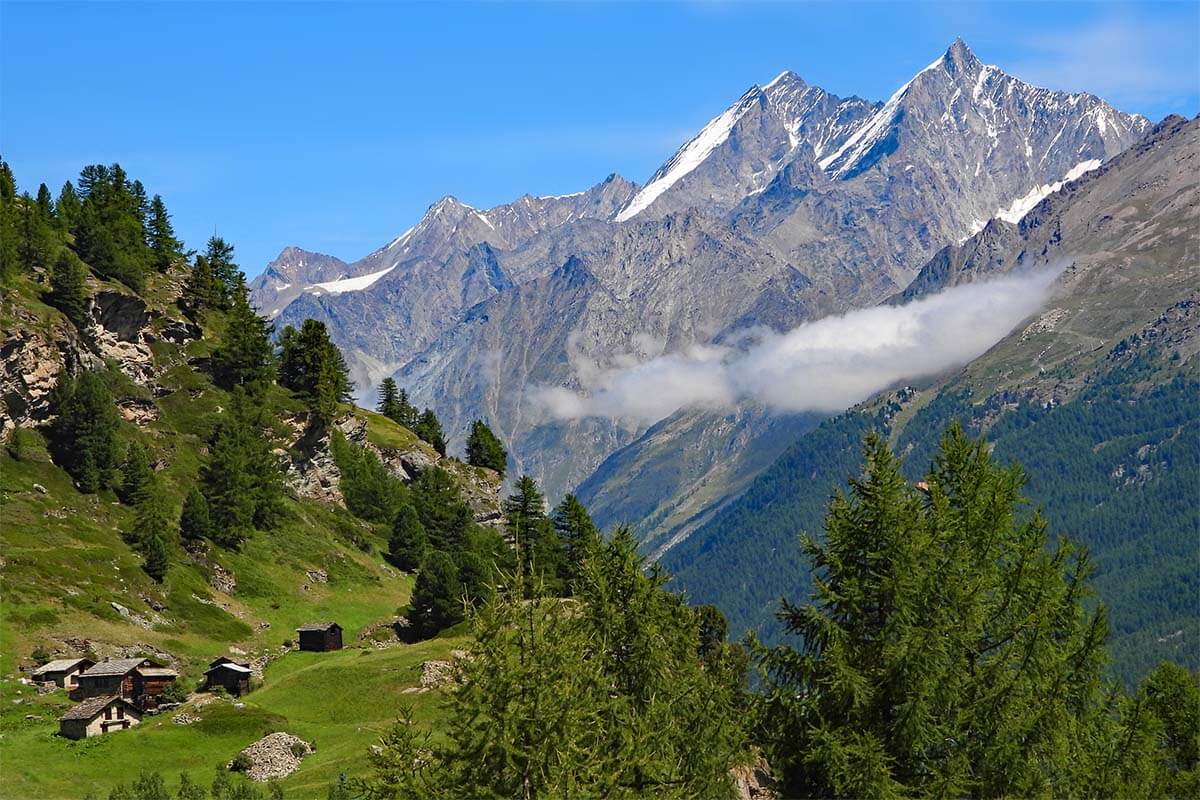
left=296, top=622, right=343, bottom=652
left=58, top=695, right=141, bottom=740
left=73, top=657, right=178, bottom=709
left=31, top=657, right=95, bottom=689
left=203, top=657, right=252, bottom=695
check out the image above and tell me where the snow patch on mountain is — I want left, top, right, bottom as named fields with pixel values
left=306, top=265, right=396, bottom=296
left=966, top=158, right=1102, bottom=237
left=614, top=92, right=757, bottom=222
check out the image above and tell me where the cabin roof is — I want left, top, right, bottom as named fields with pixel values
left=136, top=667, right=178, bottom=678
left=32, top=658, right=91, bottom=676
left=296, top=622, right=341, bottom=632
left=80, top=658, right=157, bottom=677
left=59, top=695, right=133, bottom=721
left=206, top=662, right=252, bottom=675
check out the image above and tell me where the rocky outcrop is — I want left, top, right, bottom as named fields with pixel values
left=232, top=732, right=314, bottom=782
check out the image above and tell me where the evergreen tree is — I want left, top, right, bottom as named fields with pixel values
left=118, top=441, right=154, bottom=505
left=695, top=604, right=728, bottom=662
left=388, top=503, right=427, bottom=571
left=201, top=391, right=283, bottom=548
left=182, top=254, right=220, bottom=315
left=56, top=180, right=80, bottom=234
left=553, top=493, right=598, bottom=590
left=46, top=248, right=91, bottom=328
left=755, top=427, right=1160, bottom=798
left=18, top=190, right=55, bottom=271
left=410, top=465, right=472, bottom=553
left=179, top=487, right=212, bottom=543
left=35, top=183, right=55, bottom=221
left=204, top=236, right=241, bottom=306
left=278, top=319, right=352, bottom=426
left=1140, top=662, right=1200, bottom=797
left=504, top=475, right=563, bottom=591
left=465, top=419, right=506, bottom=476
left=129, top=478, right=172, bottom=582
left=211, top=281, right=274, bottom=394
left=375, top=378, right=401, bottom=422
left=329, top=430, right=405, bottom=523
left=48, top=370, right=121, bottom=492
left=0, top=159, right=19, bottom=281
left=73, top=163, right=151, bottom=291
left=327, top=773, right=352, bottom=800
left=406, top=550, right=463, bottom=638
left=147, top=195, right=183, bottom=271
left=362, top=528, right=748, bottom=798
left=412, top=409, right=446, bottom=456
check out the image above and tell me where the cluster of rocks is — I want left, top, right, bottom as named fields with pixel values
left=231, top=732, right=314, bottom=782
left=419, top=651, right=470, bottom=689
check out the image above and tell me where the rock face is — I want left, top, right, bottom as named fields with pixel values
left=253, top=39, right=1149, bottom=507
left=232, top=732, right=314, bottom=782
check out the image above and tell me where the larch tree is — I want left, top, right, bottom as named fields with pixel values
left=465, top=419, right=506, bottom=476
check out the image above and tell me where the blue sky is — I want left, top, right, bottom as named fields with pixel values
left=2, top=1, right=1197, bottom=277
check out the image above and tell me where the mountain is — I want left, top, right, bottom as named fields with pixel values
left=660, top=115, right=1200, bottom=685
left=255, top=40, right=1149, bottom=502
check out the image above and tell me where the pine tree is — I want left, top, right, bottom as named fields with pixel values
left=204, top=236, right=241, bottom=307
left=406, top=550, right=463, bottom=638
left=755, top=426, right=1160, bottom=798
left=147, top=195, right=182, bottom=271
left=35, top=183, right=55, bottom=222
left=211, top=280, right=274, bottom=394
left=0, top=159, right=20, bottom=281
left=278, top=319, right=352, bottom=426
left=46, top=248, right=91, bottom=328
left=48, top=370, right=121, bottom=492
left=182, top=254, right=220, bottom=314
left=413, top=408, right=446, bottom=456
left=362, top=528, right=748, bottom=798
left=72, top=163, right=151, bottom=291
left=329, top=430, right=405, bottom=523
left=465, top=419, right=506, bottom=476
left=118, top=441, right=154, bottom=505
left=376, top=378, right=401, bottom=421
left=179, top=487, right=212, bottom=543
left=129, top=477, right=172, bottom=582
left=56, top=180, right=81, bottom=234
left=553, top=493, right=598, bottom=590
left=200, top=392, right=282, bottom=548
left=410, top=465, right=472, bottom=553
left=388, top=503, right=427, bottom=571
left=504, top=476, right=563, bottom=591
left=18, top=191, right=55, bottom=271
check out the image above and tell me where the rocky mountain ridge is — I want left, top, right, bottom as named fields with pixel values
left=252, top=39, right=1151, bottom=501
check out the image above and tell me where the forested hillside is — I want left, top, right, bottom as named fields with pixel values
left=664, top=117, right=1200, bottom=687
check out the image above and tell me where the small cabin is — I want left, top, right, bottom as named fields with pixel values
left=74, top=658, right=177, bottom=709
left=58, top=695, right=141, bottom=740
left=203, top=657, right=252, bottom=696
left=31, top=658, right=95, bottom=690
left=296, top=622, right=343, bottom=652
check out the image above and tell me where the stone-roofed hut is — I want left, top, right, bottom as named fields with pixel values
left=296, top=622, right=343, bottom=652
left=58, top=695, right=141, bottom=740
left=31, top=657, right=94, bottom=689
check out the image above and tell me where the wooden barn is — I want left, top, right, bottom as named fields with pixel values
left=296, top=622, right=343, bottom=652
left=58, top=695, right=141, bottom=740
left=74, top=658, right=178, bottom=709
left=203, top=657, right=252, bottom=695
left=31, top=657, right=94, bottom=690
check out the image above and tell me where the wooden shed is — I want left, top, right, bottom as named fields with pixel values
left=203, top=657, right=252, bottom=696
left=74, top=658, right=177, bottom=709
left=58, top=695, right=141, bottom=740
left=296, top=622, right=343, bottom=652
left=31, top=657, right=94, bottom=690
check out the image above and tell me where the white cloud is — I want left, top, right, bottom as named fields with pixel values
left=534, top=268, right=1061, bottom=423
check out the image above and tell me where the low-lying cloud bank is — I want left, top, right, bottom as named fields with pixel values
left=535, top=268, right=1060, bottom=423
